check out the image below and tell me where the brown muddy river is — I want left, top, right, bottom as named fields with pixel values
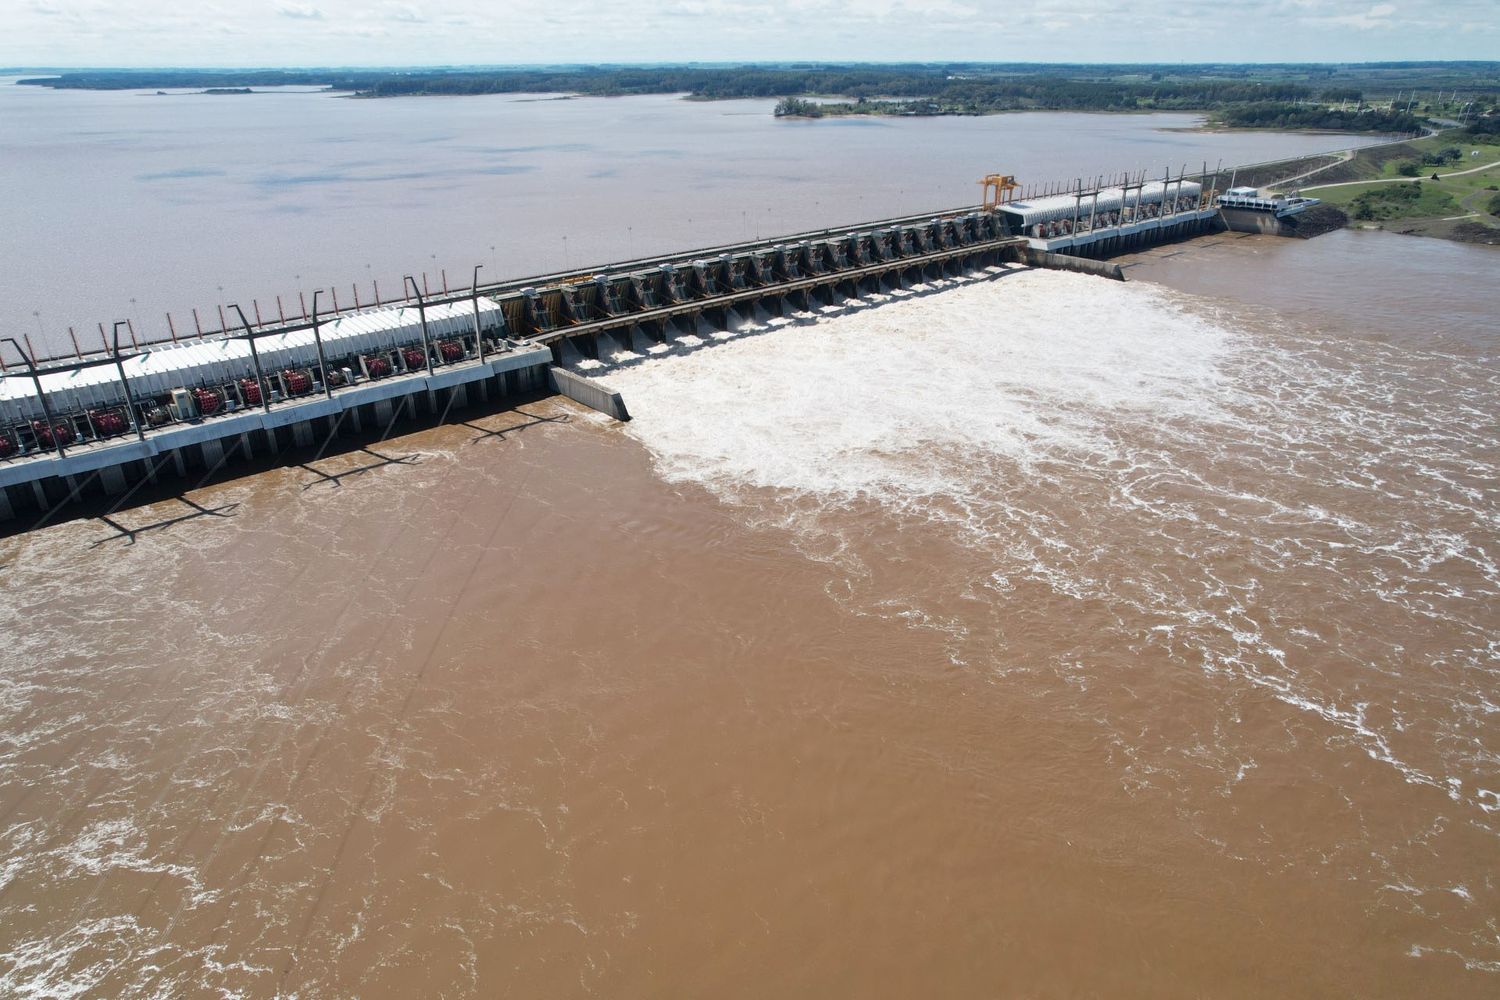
left=1, top=228, right=1497, bottom=997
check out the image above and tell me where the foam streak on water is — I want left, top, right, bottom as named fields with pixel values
left=602, top=268, right=1500, bottom=970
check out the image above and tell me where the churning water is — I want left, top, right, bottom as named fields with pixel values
left=602, top=266, right=1500, bottom=972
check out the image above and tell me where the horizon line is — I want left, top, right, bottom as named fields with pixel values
left=7, top=59, right=1500, bottom=73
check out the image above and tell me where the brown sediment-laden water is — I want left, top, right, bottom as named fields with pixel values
left=1, top=229, right=1497, bottom=997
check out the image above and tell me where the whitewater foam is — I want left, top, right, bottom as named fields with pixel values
left=604, top=270, right=1238, bottom=498
left=591, top=268, right=1500, bottom=847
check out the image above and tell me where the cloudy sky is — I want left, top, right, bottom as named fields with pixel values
left=6, top=0, right=1498, bottom=67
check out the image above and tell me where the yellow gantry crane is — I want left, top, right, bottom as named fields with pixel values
left=979, top=173, right=1019, bottom=211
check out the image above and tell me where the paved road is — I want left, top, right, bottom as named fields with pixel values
left=1263, top=126, right=1441, bottom=192
left=1303, top=158, right=1500, bottom=192
left=1272, top=150, right=1355, bottom=189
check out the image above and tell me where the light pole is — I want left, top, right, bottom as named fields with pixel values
left=228, top=304, right=271, bottom=413
left=309, top=290, right=332, bottom=398
left=402, top=276, right=435, bottom=376
left=2, top=336, right=65, bottom=458
left=111, top=321, right=146, bottom=441
left=471, top=264, right=486, bottom=363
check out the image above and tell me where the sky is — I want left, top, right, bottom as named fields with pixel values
left=4, top=0, right=1499, bottom=67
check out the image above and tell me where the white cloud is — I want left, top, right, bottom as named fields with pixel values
left=382, top=2, right=426, bottom=22
left=1309, top=2, right=1399, bottom=30
left=276, top=3, right=325, bottom=20
left=2, top=0, right=1497, bottom=66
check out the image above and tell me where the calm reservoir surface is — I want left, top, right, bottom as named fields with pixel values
left=1, top=82, right=1385, bottom=356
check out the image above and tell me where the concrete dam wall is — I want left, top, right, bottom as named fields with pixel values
left=2, top=195, right=1205, bottom=529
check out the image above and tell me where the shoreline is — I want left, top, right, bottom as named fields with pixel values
left=7, top=76, right=1454, bottom=143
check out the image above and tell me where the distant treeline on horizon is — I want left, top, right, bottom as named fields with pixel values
left=15, top=63, right=1498, bottom=131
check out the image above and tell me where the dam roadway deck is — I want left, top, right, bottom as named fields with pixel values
left=4, top=195, right=1154, bottom=526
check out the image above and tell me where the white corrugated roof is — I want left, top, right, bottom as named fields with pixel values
left=998, top=181, right=1203, bottom=226
left=2, top=299, right=500, bottom=418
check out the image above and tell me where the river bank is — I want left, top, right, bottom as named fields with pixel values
left=1282, top=131, right=1500, bottom=245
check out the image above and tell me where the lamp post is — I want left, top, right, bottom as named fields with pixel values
left=402, top=276, right=435, bottom=376
left=471, top=264, right=486, bottom=363
left=310, top=290, right=332, bottom=399
left=227, top=304, right=271, bottom=413
left=2, top=336, right=65, bottom=458
left=111, top=321, right=146, bottom=442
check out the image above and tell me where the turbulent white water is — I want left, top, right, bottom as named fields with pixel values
left=607, top=269, right=1238, bottom=496
left=595, top=267, right=1500, bottom=966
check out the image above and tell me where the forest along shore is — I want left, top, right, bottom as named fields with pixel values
left=20, top=62, right=1493, bottom=134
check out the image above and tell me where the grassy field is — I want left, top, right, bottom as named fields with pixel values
left=1295, top=132, right=1500, bottom=242
left=1321, top=181, right=1461, bottom=220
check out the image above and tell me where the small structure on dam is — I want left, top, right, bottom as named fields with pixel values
left=1215, top=186, right=1326, bottom=236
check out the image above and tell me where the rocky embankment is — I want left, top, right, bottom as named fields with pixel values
left=1289, top=204, right=1350, bottom=238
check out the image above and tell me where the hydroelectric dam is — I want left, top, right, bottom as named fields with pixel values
left=1, top=166, right=1294, bottom=528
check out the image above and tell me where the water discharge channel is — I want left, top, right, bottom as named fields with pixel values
left=0, top=225, right=1496, bottom=996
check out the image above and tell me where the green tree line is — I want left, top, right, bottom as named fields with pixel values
left=18, top=65, right=1495, bottom=132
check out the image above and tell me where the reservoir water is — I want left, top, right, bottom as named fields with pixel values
left=2, top=85, right=1497, bottom=997
left=2, top=81, right=1385, bottom=357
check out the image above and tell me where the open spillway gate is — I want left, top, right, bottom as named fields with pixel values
left=495, top=213, right=1028, bottom=364
left=0, top=206, right=1035, bottom=526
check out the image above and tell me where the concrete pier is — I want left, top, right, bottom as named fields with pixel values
left=1218, top=207, right=1295, bottom=235
left=1022, top=249, right=1126, bottom=281
left=549, top=368, right=631, bottom=422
